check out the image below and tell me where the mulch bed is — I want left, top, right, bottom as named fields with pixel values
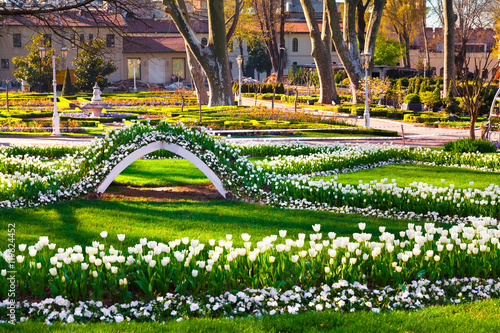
left=98, top=184, right=224, bottom=202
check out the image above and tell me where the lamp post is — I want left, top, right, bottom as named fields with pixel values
left=277, top=46, right=285, bottom=79
left=128, top=59, right=141, bottom=92
left=360, top=52, right=372, bottom=129
left=423, top=58, right=427, bottom=78
left=236, top=55, right=243, bottom=106
left=39, top=46, right=68, bottom=136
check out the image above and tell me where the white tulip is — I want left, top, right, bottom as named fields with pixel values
left=100, top=231, right=108, bottom=238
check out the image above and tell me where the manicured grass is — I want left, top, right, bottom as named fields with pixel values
left=5, top=299, right=500, bottom=332
left=113, top=159, right=499, bottom=190
left=317, top=164, right=500, bottom=190
left=0, top=199, right=428, bottom=249
left=112, top=159, right=211, bottom=187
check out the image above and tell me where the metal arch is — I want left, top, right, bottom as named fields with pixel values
left=96, top=141, right=228, bottom=198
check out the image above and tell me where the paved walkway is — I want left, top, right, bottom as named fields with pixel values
left=239, top=97, right=480, bottom=147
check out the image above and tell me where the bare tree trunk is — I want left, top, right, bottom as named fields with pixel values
left=421, top=9, right=430, bottom=75
left=300, top=0, right=338, bottom=104
left=278, top=0, right=286, bottom=81
left=187, top=50, right=209, bottom=105
left=177, top=0, right=208, bottom=105
left=325, top=0, right=386, bottom=105
left=443, top=0, right=456, bottom=96
left=164, top=0, right=234, bottom=106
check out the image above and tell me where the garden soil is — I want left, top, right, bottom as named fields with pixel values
left=99, top=184, right=224, bottom=202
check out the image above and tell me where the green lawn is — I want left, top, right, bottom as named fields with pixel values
left=316, top=164, right=500, bottom=190
left=0, top=200, right=420, bottom=249
left=5, top=299, right=500, bottom=332
left=114, top=159, right=500, bottom=191
left=112, top=159, right=211, bottom=187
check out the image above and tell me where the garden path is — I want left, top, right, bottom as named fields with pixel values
left=239, top=96, right=481, bottom=147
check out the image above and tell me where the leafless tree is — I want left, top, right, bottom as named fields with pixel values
left=454, top=54, right=496, bottom=140
left=325, top=0, right=386, bottom=104
left=250, top=0, right=286, bottom=82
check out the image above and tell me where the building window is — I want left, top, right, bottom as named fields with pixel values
left=71, top=33, right=77, bottom=49
left=42, top=34, right=52, bottom=47
left=172, top=58, right=186, bottom=82
left=13, top=34, right=21, bottom=48
left=79, top=34, right=85, bottom=45
left=127, top=58, right=141, bottom=80
left=1, top=59, right=9, bottom=69
left=201, top=37, right=207, bottom=46
left=292, top=38, right=298, bottom=52
left=106, top=34, right=115, bottom=48
left=89, top=34, right=94, bottom=42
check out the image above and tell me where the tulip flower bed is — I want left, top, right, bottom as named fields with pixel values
left=0, top=123, right=498, bottom=221
left=1, top=221, right=500, bottom=324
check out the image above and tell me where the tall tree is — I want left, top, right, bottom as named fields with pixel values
left=325, top=0, right=386, bottom=104
left=250, top=0, right=286, bottom=81
left=443, top=0, right=456, bottom=96
left=163, top=0, right=235, bottom=106
left=430, top=0, right=496, bottom=72
left=73, top=39, right=118, bottom=91
left=382, top=0, right=426, bottom=68
left=300, top=0, right=338, bottom=104
left=11, top=34, right=56, bottom=92
left=177, top=0, right=209, bottom=105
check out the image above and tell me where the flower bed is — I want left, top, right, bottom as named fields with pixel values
left=0, top=123, right=498, bottom=220
left=1, top=221, right=500, bottom=323
left=2, top=277, right=499, bottom=325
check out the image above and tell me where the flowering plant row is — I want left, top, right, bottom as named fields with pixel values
left=1, top=221, right=499, bottom=302
left=1, top=277, right=499, bottom=325
left=0, top=122, right=498, bottom=220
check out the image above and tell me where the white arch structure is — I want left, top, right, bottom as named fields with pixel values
left=96, top=141, right=229, bottom=198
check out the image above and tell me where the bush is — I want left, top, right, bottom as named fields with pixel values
left=444, top=138, right=497, bottom=153
left=420, top=91, right=441, bottom=108
left=404, top=93, right=421, bottom=104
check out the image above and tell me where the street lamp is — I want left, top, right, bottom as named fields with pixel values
left=128, top=59, right=141, bottom=92
left=39, top=46, right=68, bottom=136
left=423, top=58, right=428, bottom=78
left=236, top=55, right=243, bottom=106
left=360, top=52, right=372, bottom=129
left=277, top=46, right=286, bottom=77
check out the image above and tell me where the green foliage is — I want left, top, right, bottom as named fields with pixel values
left=404, top=93, right=421, bottom=104
left=288, top=67, right=319, bottom=86
left=73, top=39, right=117, bottom=91
left=333, top=70, right=347, bottom=84
left=373, top=34, right=404, bottom=67
left=444, top=138, right=497, bottom=153
left=420, top=91, right=442, bottom=108
left=61, top=68, right=74, bottom=96
left=11, top=34, right=58, bottom=93
left=244, top=39, right=272, bottom=77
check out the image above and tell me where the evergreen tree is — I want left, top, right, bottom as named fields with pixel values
left=11, top=34, right=57, bottom=92
left=61, top=68, right=74, bottom=96
left=73, top=39, right=117, bottom=91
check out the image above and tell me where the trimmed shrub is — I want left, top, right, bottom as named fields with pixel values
left=444, top=138, right=497, bottom=153
left=404, top=93, right=421, bottom=104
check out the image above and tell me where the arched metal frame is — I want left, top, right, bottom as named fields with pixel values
left=96, top=141, right=228, bottom=198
